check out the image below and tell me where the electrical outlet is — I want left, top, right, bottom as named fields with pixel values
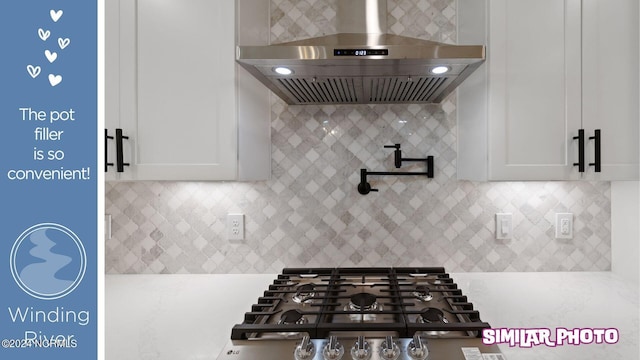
left=227, top=214, right=244, bottom=241
left=495, top=213, right=512, bottom=239
left=555, top=213, right=573, bottom=239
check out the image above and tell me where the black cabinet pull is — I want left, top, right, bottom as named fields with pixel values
left=105, top=129, right=114, bottom=172
left=573, top=129, right=585, bottom=172
left=589, top=129, right=601, bottom=172
left=115, top=128, right=130, bottom=173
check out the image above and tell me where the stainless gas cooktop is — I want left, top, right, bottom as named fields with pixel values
left=216, top=267, right=504, bottom=360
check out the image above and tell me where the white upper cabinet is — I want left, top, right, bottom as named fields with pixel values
left=581, top=0, right=639, bottom=180
left=105, top=0, right=270, bottom=181
left=458, top=0, right=638, bottom=181
left=488, top=0, right=582, bottom=180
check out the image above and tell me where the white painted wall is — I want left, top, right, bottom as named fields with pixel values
left=611, top=181, right=639, bottom=283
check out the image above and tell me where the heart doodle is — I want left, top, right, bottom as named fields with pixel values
left=27, top=65, right=41, bottom=79
left=58, top=38, right=70, bottom=50
left=48, top=74, right=63, bottom=87
left=38, top=28, right=50, bottom=41
left=45, top=50, right=58, bottom=63
left=50, top=9, right=63, bottom=22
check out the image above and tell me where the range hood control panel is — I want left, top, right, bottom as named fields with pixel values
left=334, top=49, right=389, bottom=56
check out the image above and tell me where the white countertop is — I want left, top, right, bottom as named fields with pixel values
left=105, top=272, right=639, bottom=360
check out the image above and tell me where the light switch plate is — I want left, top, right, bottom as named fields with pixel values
left=495, top=213, right=512, bottom=239
left=555, top=213, right=573, bottom=239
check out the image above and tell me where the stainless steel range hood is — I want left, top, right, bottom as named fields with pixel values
left=236, top=0, right=485, bottom=105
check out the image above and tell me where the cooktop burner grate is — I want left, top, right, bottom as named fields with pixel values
left=230, top=267, right=491, bottom=340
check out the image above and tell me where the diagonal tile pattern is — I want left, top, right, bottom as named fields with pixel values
left=271, top=0, right=337, bottom=43
left=105, top=0, right=611, bottom=274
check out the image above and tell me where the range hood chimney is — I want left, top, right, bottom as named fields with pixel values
left=236, top=0, right=485, bottom=105
left=336, top=0, right=386, bottom=34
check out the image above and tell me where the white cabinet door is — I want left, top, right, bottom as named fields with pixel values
left=105, top=0, right=120, bottom=180
left=458, top=0, right=637, bottom=181
left=487, top=0, right=582, bottom=180
left=106, top=0, right=237, bottom=180
left=581, top=0, right=639, bottom=180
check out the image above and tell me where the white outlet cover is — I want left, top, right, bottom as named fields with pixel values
left=226, top=213, right=244, bottom=241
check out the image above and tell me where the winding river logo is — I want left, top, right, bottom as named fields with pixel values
left=10, top=223, right=86, bottom=300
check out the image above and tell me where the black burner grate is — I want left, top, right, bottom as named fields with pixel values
left=230, top=267, right=491, bottom=340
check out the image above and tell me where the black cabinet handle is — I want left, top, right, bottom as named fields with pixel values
left=105, top=129, right=114, bottom=172
left=115, top=128, right=130, bottom=173
left=589, top=129, right=601, bottom=172
left=573, top=129, right=585, bottom=172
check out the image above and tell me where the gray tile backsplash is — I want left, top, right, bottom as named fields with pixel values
left=105, top=0, right=611, bottom=274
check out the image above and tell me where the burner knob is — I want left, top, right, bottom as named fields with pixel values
left=350, top=336, right=371, bottom=360
left=323, top=336, right=344, bottom=360
left=379, top=336, right=400, bottom=360
left=407, top=334, right=429, bottom=360
left=295, top=336, right=316, bottom=360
